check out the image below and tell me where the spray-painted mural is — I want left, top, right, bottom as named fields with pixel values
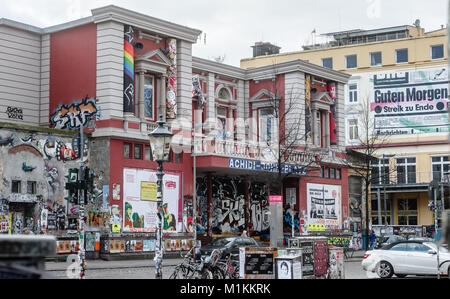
left=195, top=176, right=269, bottom=235
left=50, top=97, right=99, bottom=130
left=0, top=127, right=106, bottom=235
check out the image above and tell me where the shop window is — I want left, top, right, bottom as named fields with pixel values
left=431, top=45, right=444, bottom=60
left=27, top=181, right=36, bottom=195
left=123, top=143, right=132, bottom=159
left=145, top=146, right=151, bottom=161
left=11, top=180, right=21, bottom=193
left=396, top=49, right=408, bottom=63
left=134, top=144, right=142, bottom=160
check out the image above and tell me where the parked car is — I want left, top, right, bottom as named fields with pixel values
left=362, top=240, right=450, bottom=278
left=375, top=235, right=406, bottom=249
left=200, top=236, right=259, bottom=259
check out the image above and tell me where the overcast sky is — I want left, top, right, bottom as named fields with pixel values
left=1, top=0, right=448, bottom=67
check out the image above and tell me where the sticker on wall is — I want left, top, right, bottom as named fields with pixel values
left=112, top=184, right=120, bottom=201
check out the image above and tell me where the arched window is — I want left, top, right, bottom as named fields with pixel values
left=218, top=87, right=232, bottom=101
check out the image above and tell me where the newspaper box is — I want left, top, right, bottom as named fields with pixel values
left=239, top=247, right=278, bottom=279
left=275, top=255, right=302, bottom=279
left=328, top=246, right=345, bottom=279
left=288, top=236, right=328, bottom=277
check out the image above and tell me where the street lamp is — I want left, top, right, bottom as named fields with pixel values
left=148, top=115, right=173, bottom=279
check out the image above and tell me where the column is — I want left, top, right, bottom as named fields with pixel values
left=159, top=74, right=167, bottom=120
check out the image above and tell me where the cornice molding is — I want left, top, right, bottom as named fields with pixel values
left=91, top=5, right=202, bottom=43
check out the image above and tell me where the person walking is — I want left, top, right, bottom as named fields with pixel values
left=369, top=230, right=377, bottom=250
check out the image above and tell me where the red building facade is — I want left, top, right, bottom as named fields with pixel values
left=0, top=6, right=351, bottom=249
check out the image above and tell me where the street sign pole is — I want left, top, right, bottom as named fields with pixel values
left=433, top=187, right=441, bottom=279
left=78, top=124, right=86, bottom=279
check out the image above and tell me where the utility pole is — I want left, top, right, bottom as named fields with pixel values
left=78, top=124, right=86, bottom=279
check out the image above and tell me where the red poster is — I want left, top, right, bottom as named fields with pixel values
left=314, top=241, right=328, bottom=276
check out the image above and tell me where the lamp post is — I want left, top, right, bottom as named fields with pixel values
left=148, top=115, right=173, bottom=279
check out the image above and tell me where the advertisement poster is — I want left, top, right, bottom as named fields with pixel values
left=370, top=67, right=449, bottom=135
left=314, top=240, right=328, bottom=276
left=141, top=182, right=157, bottom=202
left=301, top=241, right=314, bottom=276
left=0, top=215, right=9, bottom=233
left=123, top=168, right=181, bottom=233
left=85, top=232, right=95, bottom=251
left=307, top=183, right=341, bottom=230
left=102, top=185, right=109, bottom=209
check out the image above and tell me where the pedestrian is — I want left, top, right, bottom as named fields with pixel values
left=369, top=230, right=376, bottom=250
left=241, top=230, right=248, bottom=237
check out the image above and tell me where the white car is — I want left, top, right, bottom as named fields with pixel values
left=362, top=241, right=450, bottom=278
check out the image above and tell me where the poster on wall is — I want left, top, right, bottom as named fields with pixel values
left=123, top=168, right=181, bottom=233
left=307, top=183, right=341, bottom=230
left=112, top=184, right=120, bottom=201
left=371, top=67, right=449, bottom=135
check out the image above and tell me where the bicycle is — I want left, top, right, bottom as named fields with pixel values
left=217, top=253, right=240, bottom=279
left=169, top=248, right=221, bottom=279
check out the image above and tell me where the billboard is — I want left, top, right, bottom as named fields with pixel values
left=123, top=168, right=182, bottom=233
left=370, top=67, right=449, bottom=135
left=306, top=183, right=341, bottom=230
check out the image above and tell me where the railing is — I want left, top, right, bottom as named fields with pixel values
left=194, top=138, right=317, bottom=164
left=371, top=171, right=449, bottom=186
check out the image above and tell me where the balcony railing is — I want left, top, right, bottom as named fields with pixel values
left=371, top=171, right=450, bottom=186
left=193, top=138, right=317, bottom=165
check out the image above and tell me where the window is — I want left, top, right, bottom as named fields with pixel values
left=396, top=157, right=416, bottom=184
left=174, top=152, right=182, bottom=164
left=27, top=181, right=36, bottom=194
left=348, top=83, right=358, bottom=102
left=371, top=158, right=389, bottom=185
left=336, top=169, right=342, bottom=180
left=408, top=243, right=430, bottom=252
left=123, top=143, right=131, bottom=159
left=322, top=57, right=333, bottom=69
left=259, top=108, right=276, bottom=143
left=397, top=198, right=418, bottom=225
left=397, top=198, right=417, bottom=211
left=390, top=243, right=408, bottom=251
left=346, top=55, right=357, bottom=69
left=431, top=45, right=444, bottom=60
left=11, top=181, right=21, bottom=193
left=370, top=52, right=382, bottom=66
left=324, top=167, right=330, bottom=179
left=143, top=75, right=154, bottom=119
left=432, top=155, right=450, bottom=182
left=134, top=144, right=142, bottom=160
left=145, top=146, right=151, bottom=161
left=217, top=106, right=227, bottom=139
left=348, top=119, right=359, bottom=141
left=218, top=87, right=232, bottom=101
left=396, top=49, right=408, bottom=63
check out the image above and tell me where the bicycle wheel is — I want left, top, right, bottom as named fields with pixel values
left=200, top=268, right=214, bottom=279
left=212, top=266, right=225, bottom=279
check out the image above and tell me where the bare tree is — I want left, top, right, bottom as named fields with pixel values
left=343, top=94, right=394, bottom=250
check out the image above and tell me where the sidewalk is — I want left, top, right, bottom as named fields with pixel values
left=45, top=258, right=184, bottom=271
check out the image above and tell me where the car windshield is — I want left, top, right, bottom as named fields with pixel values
left=210, top=238, right=235, bottom=246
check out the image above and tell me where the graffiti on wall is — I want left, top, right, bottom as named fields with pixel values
left=6, top=107, right=23, bottom=120
left=50, top=97, right=99, bottom=130
left=196, top=177, right=269, bottom=235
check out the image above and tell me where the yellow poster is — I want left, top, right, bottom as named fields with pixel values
left=308, top=224, right=325, bottom=232
left=8, top=213, right=11, bottom=235
left=112, top=224, right=121, bottom=233
left=141, top=182, right=157, bottom=202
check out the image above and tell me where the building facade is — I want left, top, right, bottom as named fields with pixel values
left=241, top=23, right=449, bottom=233
left=0, top=6, right=351, bottom=254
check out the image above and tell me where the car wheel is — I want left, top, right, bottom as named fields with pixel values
left=377, top=261, right=394, bottom=279
left=395, top=274, right=407, bottom=278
